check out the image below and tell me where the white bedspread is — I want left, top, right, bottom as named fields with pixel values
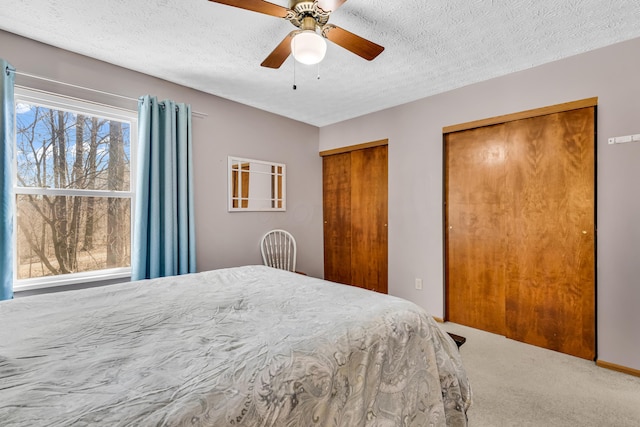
left=0, top=265, right=471, bottom=426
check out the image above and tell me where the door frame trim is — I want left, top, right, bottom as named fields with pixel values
left=443, top=97, right=597, bottom=134
left=320, top=139, right=388, bottom=157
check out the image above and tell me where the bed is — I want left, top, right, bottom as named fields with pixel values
left=0, top=265, right=471, bottom=426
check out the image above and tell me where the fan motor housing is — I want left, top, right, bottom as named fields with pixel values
left=288, top=0, right=330, bottom=28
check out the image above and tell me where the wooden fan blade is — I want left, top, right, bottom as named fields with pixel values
left=316, top=0, right=347, bottom=13
left=261, top=32, right=295, bottom=68
left=208, top=0, right=290, bottom=18
left=323, top=25, right=384, bottom=61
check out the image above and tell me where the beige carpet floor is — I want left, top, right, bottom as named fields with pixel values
left=440, top=322, right=640, bottom=427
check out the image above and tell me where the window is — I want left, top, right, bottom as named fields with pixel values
left=13, top=88, right=137, bottom=291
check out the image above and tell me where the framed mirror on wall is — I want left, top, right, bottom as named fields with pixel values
left=228, top=156, right=286, bottom=212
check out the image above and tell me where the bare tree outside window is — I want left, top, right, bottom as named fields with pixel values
left=15, top=100, right=132, bottom=280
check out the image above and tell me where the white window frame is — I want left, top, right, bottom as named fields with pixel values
left=13, top=87, right=137, bottom=291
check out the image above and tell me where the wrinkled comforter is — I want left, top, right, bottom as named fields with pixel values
left=0, top=265, right=471, bottom=426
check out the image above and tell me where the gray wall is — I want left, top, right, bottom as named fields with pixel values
left=319, top=37, right=640, bottom=370
left=1, top=30, right=325, bottom=279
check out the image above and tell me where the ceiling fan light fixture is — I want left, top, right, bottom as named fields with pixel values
left=291, top=31, right=327, bottom=65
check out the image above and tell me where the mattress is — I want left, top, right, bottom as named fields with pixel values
left=0, top=265, right=471, bottom=426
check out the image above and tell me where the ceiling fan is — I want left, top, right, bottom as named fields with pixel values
left=209, top=0, right=384, bottom=68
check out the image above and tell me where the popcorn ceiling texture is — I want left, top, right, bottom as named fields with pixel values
left=2, top=0, right=640, bottom=126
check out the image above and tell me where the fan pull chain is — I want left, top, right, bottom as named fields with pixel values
left=317, top=62, right=320, bottom=80
left=292, top=38, right=297, bottom=90
left=293, top=61, right=297, bottom=90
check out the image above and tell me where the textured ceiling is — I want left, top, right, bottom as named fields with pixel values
left=2, top=0, right=640, bottom=127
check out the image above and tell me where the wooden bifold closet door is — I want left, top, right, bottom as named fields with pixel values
left=322, top=143, right=388, bottom=294
left=445, top=102, right=596, bottom=360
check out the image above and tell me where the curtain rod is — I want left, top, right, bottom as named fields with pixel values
left=7, top=67, right=208, bottom=118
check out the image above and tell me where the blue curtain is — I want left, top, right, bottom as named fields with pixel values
left=132, top=95, right=196, bottom=280
left=0, top=60, right=15, bottom=300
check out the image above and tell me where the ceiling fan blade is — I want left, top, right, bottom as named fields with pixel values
left=316, top=0, right=347, bottom=13
left=323, top=25, right=384, bottom=61
left=261, top=32, right=295, bottom=68
left=208, top=0, right=290, bottom=18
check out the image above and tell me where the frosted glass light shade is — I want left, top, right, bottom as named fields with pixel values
left=291, top=31, right=327, bottom=65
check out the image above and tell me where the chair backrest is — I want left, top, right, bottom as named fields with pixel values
left=260, top=229, right=296, bottom=272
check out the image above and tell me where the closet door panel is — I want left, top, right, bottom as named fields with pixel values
left=350, top=145, right=388, bottom=293
left=323, top=153, right=352, bottom=285
left=445, top=126, right=507, bottom=335
left=504, top=108, right=595, bottom=359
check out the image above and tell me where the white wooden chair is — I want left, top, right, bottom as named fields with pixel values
left=260, top=229, right=296, bottom=272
